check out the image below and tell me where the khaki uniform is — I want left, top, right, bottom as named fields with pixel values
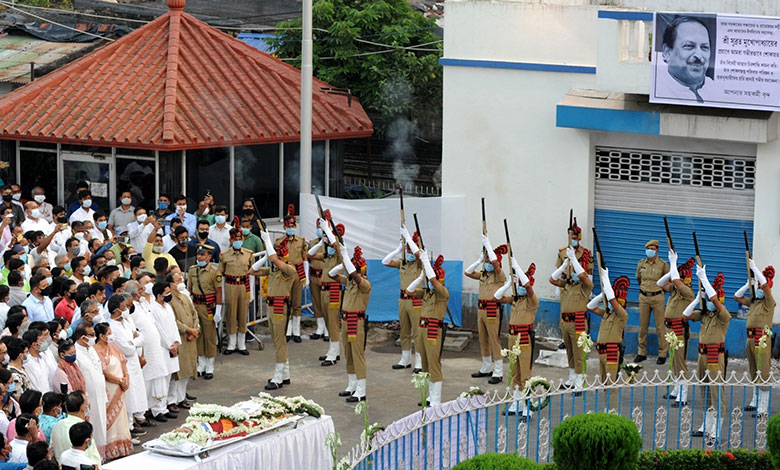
left=188, top=263, right=220, bottom=359
left=507, top=293, right=539, bottom=390
left=555, top=245, right=591, bottom=272
left=636, top=257, right=670, bottom=356
left=560, top=281, right=592, bottom=374
left=744, top=290, right=776, bottom=383
left=416, top=283, right=450, bottom=382
left=595, top=304, right=628, bottom=383
left=307, top=238, right=325, bottom=322
left=664, top=283, right=694, bottom=379
left=340, top=276, right=371, bottom=379
left=259, top=263, right=297, bottom=363
left=320, top=254, right=342, bottom=341
left=477, top=271, right=507, bottom=360
left=396, top=260, right=423, bottom=351
left=170, top=293, right=200, bottom=380
left=218, top=248, right=254, bottom=335
left=275, top=235, right=307, bottom=318
left=690, top=306, right=730, bottom=413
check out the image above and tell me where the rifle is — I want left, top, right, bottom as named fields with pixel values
left=592, top=227, right=609, bottom=313
left=414, top=212, right=455, bottom=326
left=481, top=198, right=487, bottom=273
left=249, top=197, right=268, bottom=249
left=504, top=219, right=518, bottom=300
left=316, top=194, right=347, bottom=325
left=692, top=231, right=705, bottom=310
left=400, top=187, right=406, bottom=266
left=663, top=216, right=674, bottom=253
left=744, top=231, right=756, bottom=300
left=566, top=209, right=574, bottom=277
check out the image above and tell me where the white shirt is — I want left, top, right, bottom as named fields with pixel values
left=8, top=438, right=28, bottom=463
left=30, top=245, right=56, bottom=269
left=21, top=217, right=53, bottom=236
left=74, top=343, right=107, bottom=450
left=208, top=224, right=231, bottom=252
left=0, top=302, right=9, bottom=330
left=127, top=220, right=154, bottom=251
left=135, top=299, right=168, bottom=382
left=23, top=353, right=53, bottom=393
left=654, top=60, right=719, bottom=102
left=162, top=234, right=177, bottom=254
left=89, top=228, right=113, bottom=244
left=69, top=207, right=95, bottom=224
left=109, top=315, right=147, bottom=414
left=60, top=448, right=99, bottom=469
left=148, top=300, right=181, bottom=375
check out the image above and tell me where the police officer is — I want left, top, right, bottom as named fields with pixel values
left=684, top=267, right=729, bottom=439
left=330, top=243, right=371, bottom=403
left=218, top=228, right=254, bottom=355
left=188, top=244, right=222, bottom=380
left=658, top=251, right=695, bottom=405
left=735, top=259, right=775, bottom=416
left=495, top=258, right=537, bottom=418
left=314, top=216, right=343, bottom=366
left=257, top=231, right=298, bottom=390
left=587, top=270, right=629, bottom=385
left=307, top=220, right=327, bottom=340
left=384, top=227, right=424, bottom=371
left=464, top=235, right=507, bottom=384
left=276, top=204, right=308, bottom=343
left=635, top=240, right=670, bottom=364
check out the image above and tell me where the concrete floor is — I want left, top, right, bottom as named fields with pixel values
left=127, top=323, right=759, bottom=461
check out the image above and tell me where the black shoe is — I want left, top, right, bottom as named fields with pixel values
left=413, top=368, right=422, bottom=374
left=559, top=383, right=574, bottom=390
left=152, top=413, right=168, bottom=423
left=634, top=355, right=647, bottom=363
left=130, top=427, right=147, bottom=437
left=417, top=400, right=431, bottom=407
left=323, top=336, right=330, bottom=342
left=204, top=373, right=214, bottom=380
left=293, top=336, right=302, bottom=343
left=186, top=393, right=196, bottom=401
left=744, top=405, right=757, bottom=412
left=267, top=378, right=291, bottom=385
left=558, top=342, right=566, bottom=350
left=139, top=419, right=155, bottom=428
left=321, top=360, right=337, bottom=366
left=471, top=371, right=491, bottom=378
left=265, top=381, right=283, bottom=390
left=311, top=333, right=322, bottom=340
left=656, top=357, right=667, bottom=365
left=338, top=390, right=353, bottom=397
left=573, top=391, right=583, bottom=397
left=691, top=430, right=704, bottom=438
left=224, top=349, right=236, bottom=356
left=392, top=364, right=411, bottom=370
left=346, top=395, right=366, bottom=403
left=752, top=412, right=768, bottom=418
left=662, top=393, right=677, bottom=400
left=286, top=335, right=292, bottom=342
left=168, top=404, right=180, bottom=413
left=670, top=401, right=687, bottom=408
left=197, top=371, right=202, bottom=377
left=164, top=412, right=178, bottom=419
left=488, top=376, right=503, bottom=385
left=502, top=410, right=529, bottom=422
left=319, top=355, right=340, bottom=361
left=238, top=349, right=250, bottom=356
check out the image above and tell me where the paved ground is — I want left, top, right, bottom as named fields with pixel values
left=126, top=321, right=760, bottom=461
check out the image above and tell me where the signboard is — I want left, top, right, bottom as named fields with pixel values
left=650, top=12, right=780, bottom=111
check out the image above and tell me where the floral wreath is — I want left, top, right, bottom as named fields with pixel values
left=523, top=376, right=552, bottom=411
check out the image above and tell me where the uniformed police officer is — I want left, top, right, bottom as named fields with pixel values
left=276, top=204, right=308, bottom=343
left=464, top=235, right=507, bottom=384
left=684, top=266, right=729, bottom=439
left=307, top=220, right=327, bottom=340
left=635, top=240, right=670, bottom=364
left=218, top=228, right=254, bottom=355
left=312, top=216, right=343, bottom=366
left=587, top=270, right=629, bottom=385
left=330, top=243, right=372, bottom=403
left=735, top=259, right=775, bottom=416
left=257, top=231, right=298, bottom=390
left=495, top=258, right=537, bottom=418
left=188, top=244, right=222, bottom=380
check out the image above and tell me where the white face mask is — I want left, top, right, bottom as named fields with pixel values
left=82, top=199, right=92, bottom=209
left=136, top=214, right=147, bottom=223
left=177, top=283, right=187, bottom=292
left=201, top=207, right=209, bottom=216
left=33, top=195, right=45, bottom=204
left=106, top=259, right=116, bottom=266
left=30, top=209, right=40, bottom=219
left=144, top=283, right=153, bottom=295
left=120, top=309, right=130, bottom=320
left=121, top=197, right=132, bottom=206
left=58, top=330, right=67, bottom=341
left=11, top=193, right=20, bottom=201
left=176, top=204, right=186, bottom=214
left=75, top=232, right=85, bottom=241
left=87, top=337, right=96, bottom=347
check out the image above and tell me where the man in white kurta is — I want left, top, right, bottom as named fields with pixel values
left=74, top=324, right=108, bottom=459
left=22, top=329, right=53, bottom=393
left=136, top=279, right=169, bottom=421
left=107, top=292, right=147, bottom=425
left=148, top=281, right=181, bottom=420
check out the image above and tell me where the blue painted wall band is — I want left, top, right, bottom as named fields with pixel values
left=439, top=58, right=596, bottom=74
left=556, top=104, right=661, bottom=135
left=598, top=10, right=654, bottom=22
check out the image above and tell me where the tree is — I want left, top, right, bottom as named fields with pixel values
left=267, top=0, right=442, bottom=134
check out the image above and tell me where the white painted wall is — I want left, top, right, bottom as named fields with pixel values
left=753, top=137, right=780, bottom=295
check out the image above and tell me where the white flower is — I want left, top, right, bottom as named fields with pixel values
left=411, top=371, right=430, bottom=389
left=355, top=401, right=367, bottom=417
left=576, top=332, right=593, bottom=353
left=337, top=457, right=351, bottom=470
left=459, top=386, right=485, bottom=398
left=500, top=349, right=509, bottom=357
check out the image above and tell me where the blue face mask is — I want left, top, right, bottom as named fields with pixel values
left=22, top=355, right=29, bottom=365
left=571, top=240, right=579, bottom=248
left=97, top=221, right=108, bottom=230
left=215, top=215, right=227, bottom=225
left=232, top=240, right=243, bottom=250
left=197, top=260, right=207, bottom=267
left=19, top=254, right=27, bottom=264
left=85, top=406, right=90, bottom=419
left=405, top=253, right=416, bottom=263
left=285, top=228, right=296, bottom=236
left=158, top=201, right=168, bottom=210
left=517, top=287, right=527, bottom=297
left=64, top=353, right=77, bottom=363
left=315, top=228, right=323, bottom=238
left=484, top=263, right=494, bottom=272
left=241, top=228, right=250, bottom=236
left=756, top=290, right=765, bottom=299
left=327, top=246, right=336, bottom=256
left=706, top=301, right=715, bottom=311
left=7, top=383, right=15, bottom=393
left=645, top=248, right=656, bottom=258
left=570, top=274, right=580, bottom=284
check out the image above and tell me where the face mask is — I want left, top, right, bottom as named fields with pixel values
left=232, top=240, right=243, bottom=250
left=196, top=260, right=207, bottom=268
left=33, top=195, right=45, bottom=204
left=121, top=197, right=132, bottom=206
left=97, top=221, right=108, bottom=230
left=757, top=290, right=765, bottom=299
left=327, top=246, right=336, bottom=256
left=517, top=287, right=527, bottom=296
left=41, top=338, right=52, bottom=351
left=571, top=239, right=579, bottom=248
left=64, top=353, right=77, bottom=363
left=645, top=249, right=657, bottom=258
left=82, top=199, right=92, bottom=209
left=706, top=300, right=715, bottom=311
left=121, top=309, right=130, bottom=320
left=23, top=355, right=29, bottom=364
left=484, top=263, right=494, bottom=272
left=45, top=276, right=52, bottom=285
left=87, top=337, right=96, bottom=347
left=241, top=228, right=250, bottom=236
left=158, top=201, right=168, bottom=210
left=177, top=239, right=188, bottom=247
left=83, top=265, right=91, bottom=276
left=152, top=245, right=163, bottom=254
left=285, top=228, right=296, bottom=236
left=142, top=283, right=152, bottom=295
left=176, top=204, right=187, bottom=213
left=84, top=406, right=90, bottom=419
left=242, top=208, right=253, bottom=216
left=2, top=355, right=8, bottom=365
left=7, top=383, right=14, bottom=393
left=570, top=274, right=580, bottom=283
left=2, top=194, right=11, bottom=203
left=58, top=330, right=67, bottom=341
left=57, top=216, right=67, bottom=224
left=163, top=293, right=173, bottom=303
left=201, top=207, right=209, bottom=216
left=405, top=253, right=416, bottom=263
left=19, top=254, right=28, bottom=264
left=177, top=283, right=187, bottom=292
left=104, top=259, right=116, bottom=267
left=23, top=245, right=30, bottom=254
left=315, top=228, right=323, bottom=238
left=75, top=232, right=85, bottom=241
left=215, top=215, right=227, bottom=225
left=30, top=209, right=40, bottom=219
left=11, top=193, right=20, bottom=201
left=136, top=214, right=147, bottom=224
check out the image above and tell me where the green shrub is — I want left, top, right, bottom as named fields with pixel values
left=452, top=453, right=540, bottom=470
left=769, top=413, right=780, bottom=470
left=637, top=449, right=772, bottom=470
left=552, top=412, right=641, bottom=470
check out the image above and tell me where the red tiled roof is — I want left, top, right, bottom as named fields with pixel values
left=0, top=0, right=372, bottom=150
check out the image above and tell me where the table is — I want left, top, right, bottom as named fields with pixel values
left=104, top=416, right=334, bottom=470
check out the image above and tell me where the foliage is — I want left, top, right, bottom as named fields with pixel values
left=637, top=448, right=772, bottom=470
left=552, top=413, right=641, bottom=470
left=769, top=413, right=780, bottom=469
left=267, top=0, right=442, bottom=131
left=452, top=453, right=541, bottom=470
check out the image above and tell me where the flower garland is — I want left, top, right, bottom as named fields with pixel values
left=523, top=376, right=551, bottom=411
left=459, top=386, right=485, bottom=398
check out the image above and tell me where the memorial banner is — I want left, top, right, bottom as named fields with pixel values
left=650, top=12, right=780, bottom=111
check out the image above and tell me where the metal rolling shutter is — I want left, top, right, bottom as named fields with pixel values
left=593, top=146, right=755, bottom=311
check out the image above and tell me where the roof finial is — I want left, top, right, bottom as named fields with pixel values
left=168, top=0, right=186, bottom=9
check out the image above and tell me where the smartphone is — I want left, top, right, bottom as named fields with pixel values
left=60, top=383, right=68, bottom=394
left=80, top=464, right=96, bottom=470
left=161, top=219, right=171, bottom=226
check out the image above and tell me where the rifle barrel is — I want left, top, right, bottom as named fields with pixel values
left=664, top=216, right=674, bottom=252
left=413, top=213, right=425, bottom=250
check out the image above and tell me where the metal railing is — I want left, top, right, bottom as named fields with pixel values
left=343, top=176, right=441, bottom=197
left=344, top=371, right=779, bottom=470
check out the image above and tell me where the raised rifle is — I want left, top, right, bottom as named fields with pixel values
left=481, top=198, right=487, bottom=272
left=692, top=231, right=705, bottom=311
left=504, top=219, right=519, bottom=300
left=592, top=227, right=609, bottom=313
left=744, top=231, right=756, bottom=300
left=663, top=216, right=674, bottom=253
left=400, top=187, right=406, bottom=266
left=414, top=212, right=455, bottom=326
left=566, top=209, right=574, bottom=278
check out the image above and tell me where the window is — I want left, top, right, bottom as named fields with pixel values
left=234, top=144, right=279, bottom=219
left=186, top=147, right=230, bottom=214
